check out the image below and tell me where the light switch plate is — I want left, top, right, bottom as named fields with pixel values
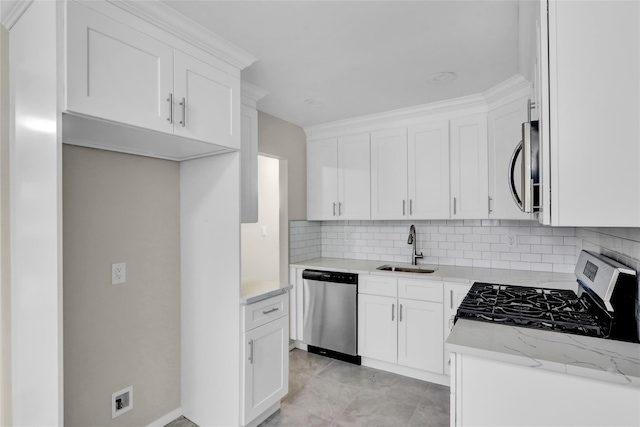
left=112, top=262, right=126, bottom=284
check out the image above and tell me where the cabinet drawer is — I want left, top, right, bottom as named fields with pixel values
left=359, top=275, right=397, bottom=297
left=398, top=279, right=443, bottom=303
left=242, top=293, right=288, bottom=332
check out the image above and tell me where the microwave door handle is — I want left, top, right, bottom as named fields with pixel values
left=509, top=140, right=525, bottom=212
left=522, top=122, right=532, bottom=213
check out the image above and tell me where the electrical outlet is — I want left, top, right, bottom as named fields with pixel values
left=112, top=386, right=133, bottom=418
left=344, top=231, right=351, bottom=242
left=112, top=262, right=126, bottom=284
left=508, top=234, right=518, bottom=248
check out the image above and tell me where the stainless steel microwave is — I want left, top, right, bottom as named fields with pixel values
left=509, top=102, right=540, bottom=213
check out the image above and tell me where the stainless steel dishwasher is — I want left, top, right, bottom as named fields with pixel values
left=302, top=269, right=360, bottom=364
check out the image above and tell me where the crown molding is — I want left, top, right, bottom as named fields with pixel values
left=241, top=80, right=269, bottom=109
left=304, top=93, right=487, bottom=140
left=107, top=0, right=257, bottom=70
left=1, top=0, right=33, bottom=30
left=304, top=74, right=532, bottom=141
left=482, top=74, right=531, bottom=107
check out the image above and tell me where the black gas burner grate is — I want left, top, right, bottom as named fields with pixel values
left=456, top=283, right=607, bottom=338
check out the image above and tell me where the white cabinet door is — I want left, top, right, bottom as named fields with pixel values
left=371, top=128, right=408, bottom=220
left=450, top=114, right=488, bottom=219
left=408, top=121, right=450, bottom=219
left=174, top=51, right=240, bottom=149
left=338, top=133, right=371, bottom=220
left=307, top=138, right=339, bottom=220
left=487, top=97, right=532, bottom=220
left=241, top=104, right=258, bottom=223
left=242, top=316, right=289, bottom=426
left=358, top=294, right=397, bottom=363
left=443, top=282, right=472, bottom=376
left=546, top=1, right=640, bottom=226
left=66, top=1, right=174, bottom=134
left=398, top=298, right=444, bottom=373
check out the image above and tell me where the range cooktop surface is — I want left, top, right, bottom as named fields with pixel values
left=456, top=283, right=607, bottom=338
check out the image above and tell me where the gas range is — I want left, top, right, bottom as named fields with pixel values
left=455, top=251, right=639, bottom=343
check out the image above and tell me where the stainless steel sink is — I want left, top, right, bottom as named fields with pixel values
left=376, top=265, right=436, bottom=274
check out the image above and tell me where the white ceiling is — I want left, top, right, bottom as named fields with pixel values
left=161, top=1, right=520, bottom=128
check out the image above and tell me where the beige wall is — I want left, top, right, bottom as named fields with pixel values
left=0, top=24, right=11, bottom=427
left=242, top=156, right=280, bottom=282
left=63, top=146, right=180, bottom=426
left=258, top=111, right=307, bottom=220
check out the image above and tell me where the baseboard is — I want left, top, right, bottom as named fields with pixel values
left=292, top=341, right=307, bottom=351
left=146, top=407, right=183, bottom=427
left=244, top=401, right=280, bottom=427
left=361, top=357, right=450, bottom=387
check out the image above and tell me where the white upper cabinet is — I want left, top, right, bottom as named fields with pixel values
left=408, top=121, right=450, bottom=219
left=307, top=134, right=370, bottom=220
left=174, top=51, right=240, bottom=149
left=338, top=133, right=371, bottom=220
left=64, top=0, right=247, bottom=160
left=487, top=96, right=532, bottom=220
left=371, top=128, right=408, bottom=220
left=450, top=114, right=489, bottom=219
left=66, top=1, right=174, bottom=134
left=537, top=0, right=640, bottom=226
left=307, top=138, right=339, bottom=220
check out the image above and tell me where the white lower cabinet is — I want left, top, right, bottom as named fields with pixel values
left=358, top=275, right=444, bottom=375
left=241, top=297, right=289, bottom=426
left=451, top=353, right=640, bottom=427
left=358, top=294, right=398, bottom=364
left=443, top=282, right=472, bottom=376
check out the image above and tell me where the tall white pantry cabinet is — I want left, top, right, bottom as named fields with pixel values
left=6, top=0, right=255, bottom=425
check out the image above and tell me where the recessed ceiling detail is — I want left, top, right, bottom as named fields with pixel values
left=428, top=72, right=457, bottom=83
left=162, top=1, right=519, bottom=127
left=304, top=98, right=324, bottom=107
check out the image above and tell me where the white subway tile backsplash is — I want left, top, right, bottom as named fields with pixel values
left=290, top=220, right=640, bottom=275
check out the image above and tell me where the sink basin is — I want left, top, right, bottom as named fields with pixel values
left=376, top=265, right=436, bottom=274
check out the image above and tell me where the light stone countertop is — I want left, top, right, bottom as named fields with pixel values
left=447, top=319, right=640, bottom=387
left=290, top=257, right=577, bottom=289
left=240, top=279, right=292, bottom=305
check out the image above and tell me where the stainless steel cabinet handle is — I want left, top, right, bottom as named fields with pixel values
left=488, top=196, right=493, bottom=214
left=402, top=200, right=406, bottom=216
left=399, top=304, right=403, bottom=322
left=409, top=199, right=413, bottom=215
left=453, top=197, right=457, bottom=215
left=248, top=339, right=254, bottom=364
left=333, top=202, right=336, bottom=216
left=391, top=304, right=395, bottom=321
left=179, top=97, right=186, bottom=127
left=166, top=93, right=173, bottom=123
left=450, top=290, right=453, bottom=309
left=263, top=307, right=279, bottom=315
left=338, top=202, right=342, bottom=216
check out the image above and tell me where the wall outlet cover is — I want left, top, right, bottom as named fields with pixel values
left=112, top=262, right=126, bottom=284
left=112, top=386, right=133, bottom=418
left=508, top=234, right=518, bottom=248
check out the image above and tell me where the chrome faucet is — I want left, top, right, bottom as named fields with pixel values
left=407, top=224, right=423, bottom=265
